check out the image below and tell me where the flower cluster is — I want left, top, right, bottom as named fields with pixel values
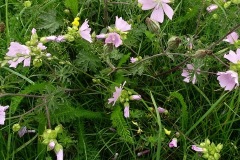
left=41, top=17, right=92, bottom=43
left=96, top=16, right=131, bottom=47
left=108, top=81, right=141, bottom=118
left=42, top=125, right=64, bottom=160
left=192, top=138, right=223, bottom=160
left=217, top=48, right=240, bottom=91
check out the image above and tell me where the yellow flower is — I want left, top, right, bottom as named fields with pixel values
left=72, top=17, right=80, bottom=27
left=164, top=128, right=171, bottom=135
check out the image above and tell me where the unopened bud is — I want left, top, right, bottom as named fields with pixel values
left=146, top=17, right=160, bottom=33
left=167, top=36, right=181, bottom=51
left=12, top=124, right=21, bottom=132
left=224, top=1, right=232, bottom=8
left=24, top=1, right=32, bottom=8
left=33, top=58, right=42, bottom=67
left=193, top=49, right=212, bottom=58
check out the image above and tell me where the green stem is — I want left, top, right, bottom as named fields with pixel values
left=5, top=0, right=10, bottom=46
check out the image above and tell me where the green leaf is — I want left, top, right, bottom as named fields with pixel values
left=37, top=9, right=62, bottom=33
left=111, top=106, right=134, bottom=144
left=75, top=50, right=101, bottom=72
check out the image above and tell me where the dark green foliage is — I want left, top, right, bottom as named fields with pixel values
left=75, top=49, right=102, bottom=72
left=111, top=106, right=134, bottom=144
left=37, top=9, right=63, bottom=33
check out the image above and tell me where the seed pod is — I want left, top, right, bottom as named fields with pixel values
left=193, top=49, right=212, bottom=58
left=145, top=17, right=160, bottom=33
left=0, top=22, right=5, bottom=33
left=167, top=36, right=181, bottom=51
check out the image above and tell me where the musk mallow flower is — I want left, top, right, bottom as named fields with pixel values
left=223, top=32, right=239, bottom=44
left=105, top=32, right=122, bottom=47
left=217, top=49, right=240, bottom=91
left=0, top=105, right=9, bottom=125
left=191, top=145, right=204, bottom=152
left=181, top=64, right=200, bottom=84
left=6, top=42, right=31, bottom=68
left=108, top=81, right=126, bottom=106
left=79, top=19, right=92, bottom=43
left=138, top=0, right=174, bottom=23
left=169, top=138, right=177, bottom=148
left=217, top=70, right=239, bottom=91
left=115, top=16, right=131, bottom=32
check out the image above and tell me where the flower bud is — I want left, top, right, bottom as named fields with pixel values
left=64, top=9, right=70, bottom=14
left=167, top=36, right=181, bottom=51
left=224, top=1, right=232, bottom=8
left=129, top=95, right=141, bottom=100
left=33, top=58, right=42, bottom=67
left=193, top=49, right=212, bottom=58
left=48, top=141, right=56, bottom=151
left=12, top=124, right=21, bottom=132
left=212, top=14, right=218, bottom=19
left=55, top=124, right=63, bottom=133
left=145, top=17, right=160, bottom=33
left=214, top=153, right=221, bottom=160
left=24, top=1, right=32, bottom=8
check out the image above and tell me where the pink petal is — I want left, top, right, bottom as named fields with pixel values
left=224, top=50, right=240, bottom=63
left=191, top=145, right=204, bottom=152
left=217, top=70, right=239, bottom=91
left=79, top=20, right=92, bottom=43
left=124, top=106, right=130, bottom=118
left=138, top=0, right=156, bottom=10
left=150, top=6, right=164, bottom=23
left=206, top=4, right=218, bottom=12
left=56, top=149, right=63, bottom=160
left=169, top=138, right=177, bottom=148
left=162, top=3, right=174, bottom=20
left=115, top=16, right=131, bottom=32
left=105, top=33, right=122, bottom=47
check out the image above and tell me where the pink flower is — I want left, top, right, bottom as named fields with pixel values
left=79, top=19, right=92, bottom=43
left=224, top=49, right=240, bottom=64
left=105, top=32, right=122, bottom=47
left=206, top=4, right=218, bottom=12
left=217, top=70, right=239, bottom=91
left=96, top=33, right=107, bottom=39
left=157, top=107, right=168, bottom=114
left=223, top=32, right=239, bottom=44
left=169, top=138, right=177, bottom=148
left=6, top=42, right=31, bottom=68
left=18, top=126, right=36, bottom=137
left=48, top=141, right=56, bottom=150
left=0, top=105, right=9, bottom=125
left=37, top=43, right=47, bottom=50
left=56, top=149, right=63, bottom=160
left=138, top=0, right=174, bottom=23
left=129, top=95, right=142, bottom=100
left=56, top=36, right=66, bottom=42
left=46, top=36, right=57, bottom=41
left=191, top=145, right=204, bottom=152
left=130, top=57, right=138, bottom=63
left=108, top=81, right=126, bottom=106
left=181, top=64, right=200, bottom=84
left=124, top=106, right=130, bottom=118
left=115, top=16, right=131, bottom=32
